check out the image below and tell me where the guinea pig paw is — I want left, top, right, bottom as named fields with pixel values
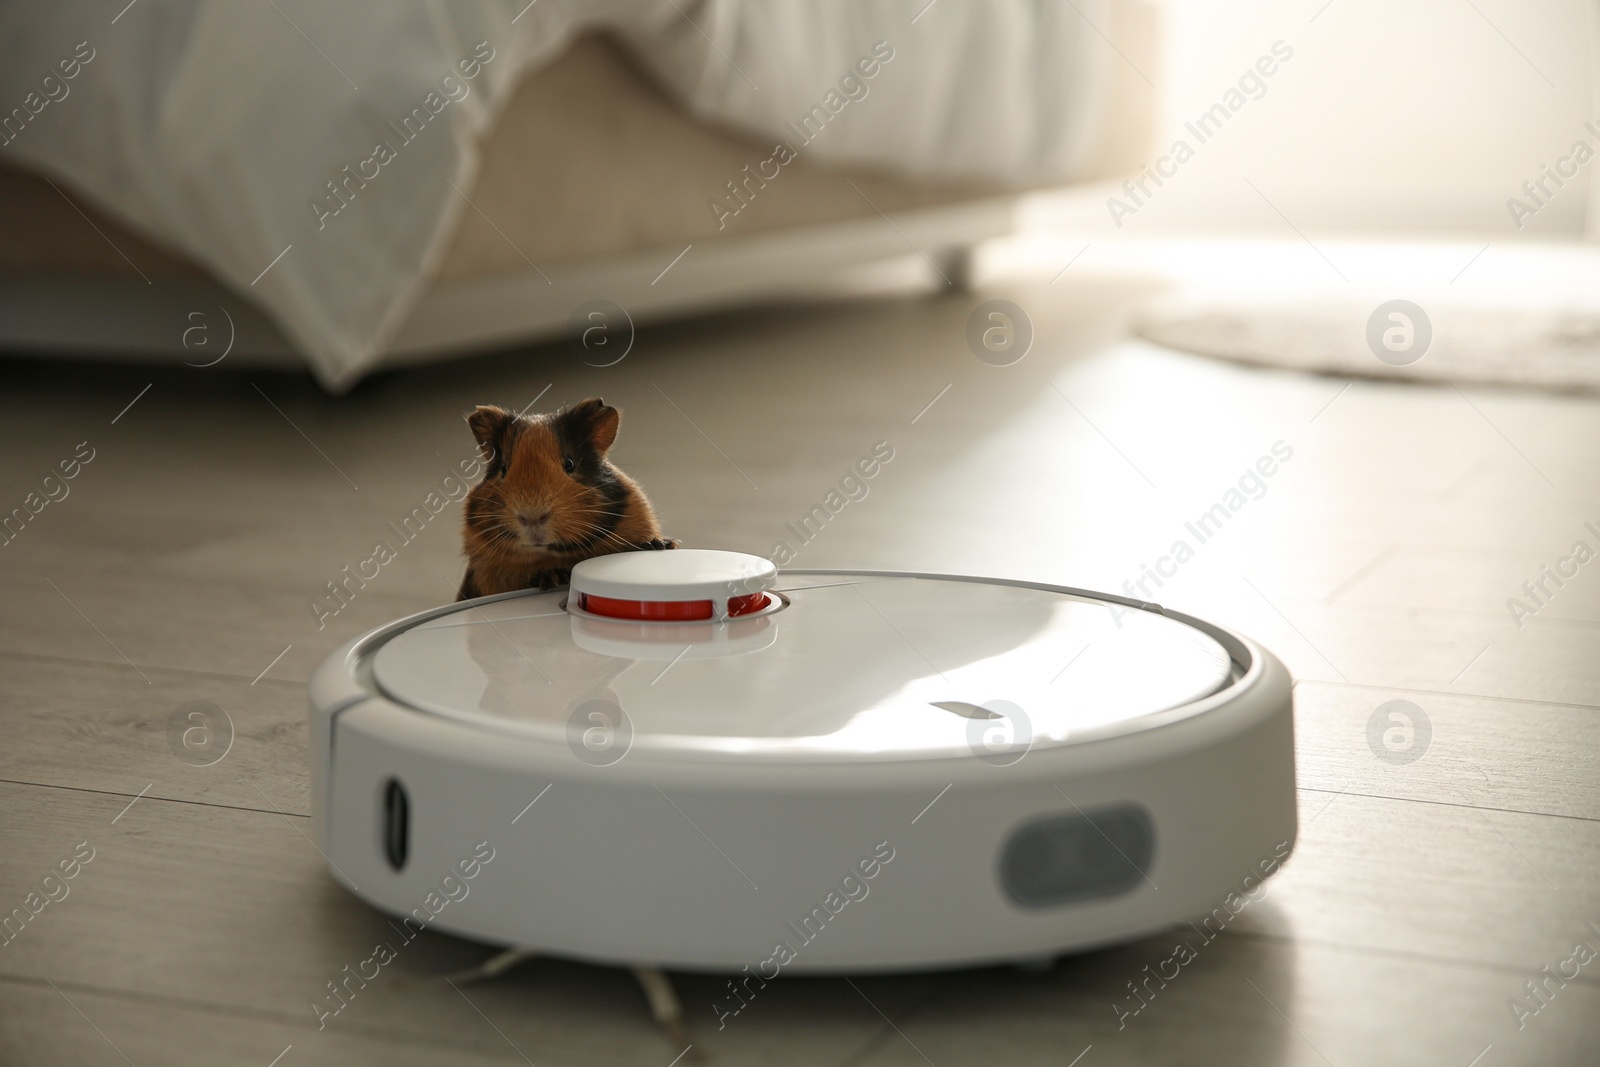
left=640, top=538, right=678, bottom=551
left=532, top=569, right=571, bottom=591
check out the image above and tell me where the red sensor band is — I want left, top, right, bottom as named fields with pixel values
left=581, top=592, right=769, bottom=621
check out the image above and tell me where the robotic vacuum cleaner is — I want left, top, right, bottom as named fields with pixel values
left=310, top=550, right=1296, bottom=973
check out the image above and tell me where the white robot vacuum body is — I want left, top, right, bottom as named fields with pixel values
left=310, top=552, right=1296, bottom=972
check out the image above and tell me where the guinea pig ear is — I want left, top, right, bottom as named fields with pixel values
left=565, top=397, right=620, bottom=453
left=466, top=405, right=513, bottom=473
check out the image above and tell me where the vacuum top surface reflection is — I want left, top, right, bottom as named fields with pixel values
left=369, top=574, right=1235, bottom=760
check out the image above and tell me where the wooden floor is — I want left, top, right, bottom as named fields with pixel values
left=2, top=266, right=1597, bottom=1066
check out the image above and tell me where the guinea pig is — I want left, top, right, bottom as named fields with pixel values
left=457, top=398, right=674, bottom=600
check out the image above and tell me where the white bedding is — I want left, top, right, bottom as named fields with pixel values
left=0, top=1, right=1108, bottom=391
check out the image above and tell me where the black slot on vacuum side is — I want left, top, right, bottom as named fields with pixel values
left=382, top=778, right=409, bottom=871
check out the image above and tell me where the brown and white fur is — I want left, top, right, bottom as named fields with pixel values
left=457, top=398, right=673, bottom=600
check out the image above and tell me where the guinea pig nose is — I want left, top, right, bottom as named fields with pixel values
left=519, top=510, right=551, bottom=528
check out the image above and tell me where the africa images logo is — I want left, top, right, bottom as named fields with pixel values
left=1366, top=699, right=1431, bottom=765
left=1365, top=300, right=1431, bottom=366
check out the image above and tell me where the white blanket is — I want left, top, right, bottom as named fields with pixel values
left=0, top=0, right=1107, bottom=391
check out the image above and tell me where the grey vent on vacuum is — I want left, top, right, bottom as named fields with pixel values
left=999, top=805, right=1155, bottom=907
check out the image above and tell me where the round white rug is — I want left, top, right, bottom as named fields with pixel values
left=1133, top=291, right=1600, bottom=393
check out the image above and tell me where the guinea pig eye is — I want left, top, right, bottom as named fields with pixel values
left=562, top=457, right=576, bottom=474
